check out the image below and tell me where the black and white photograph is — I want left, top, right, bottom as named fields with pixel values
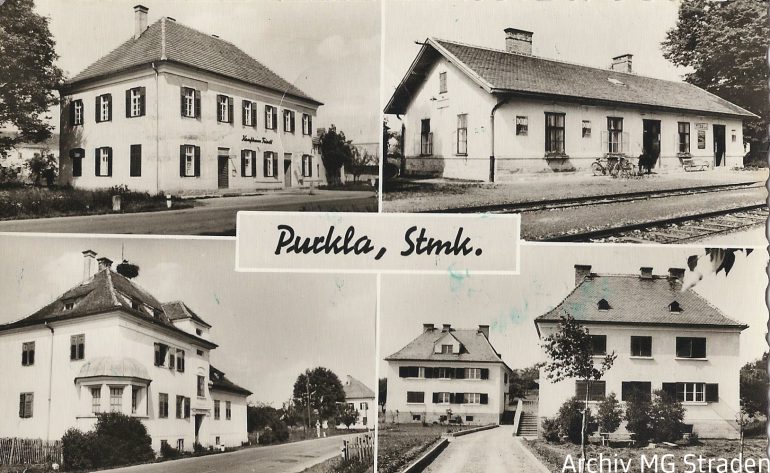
left=381, top=1, right=768, bottom=245
left=0, top=234, right=376, bottom=472
left=377, top=243, right=768, bottom=473
left=0, top=0, right=381, bottom=236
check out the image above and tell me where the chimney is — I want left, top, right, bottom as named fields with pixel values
left=504, top=28, right=533, bottom=55
left=133, top=5, right=149, bottom=40
left=611, top=54, right=633, bottom=73
left=640, top=267, right=653, bottom=279
left=668, top=267, right=685, bottom=281
left=97, top=257, right=113, bottom=271
left=82, top=250, right=97, bottom=281
left=574, top=264, right=592, bottom=286
left=442, top=323, right=451, bottom=332
left=478, top=325, right=490, bottom=338
left=422, top=323, right=435, bottom=333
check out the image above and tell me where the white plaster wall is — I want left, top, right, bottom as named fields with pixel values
left=208, top=390, right=249, bottom=447
left=337, top=396, right=375, bottom=429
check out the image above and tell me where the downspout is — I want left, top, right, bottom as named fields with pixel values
left=152, top=62, right=160, bottom=195
left=489, top=96, right=510, bottom=183
left=45, top=321, right=54, bottom=443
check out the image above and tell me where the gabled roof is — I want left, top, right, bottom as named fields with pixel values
left=210, top=365, right=252, bottom=396
left=162, top=301, right=211, bottom=328
left=535, top=273, right=747, bottom=331
left=65, top=18, right=321, bottom=106
left=385, top=37, right=756, bottom=119
left=343, top=375, right=375, bottom=400
left=385, top=327, right=506, bottom=364
left=0, top=268, right=217, bottom=349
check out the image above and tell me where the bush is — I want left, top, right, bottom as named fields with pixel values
left=557, top=397, right=593, bottom=444
left=193, top=442, right=206, bottom=454
left=649, top=390, right=685, bottom=443
left=160, top=441, right=180, bottom=459
left=62, top=428, right=96, bottom=471
left=541, top=417, right=560, bottom=442
left=63, top=413, right=154, bottom=469
left=624, top=392, right=653, bottom=445
left=596, top=393, right=623, bottom=433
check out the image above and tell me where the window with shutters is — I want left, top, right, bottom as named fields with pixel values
left=399, top=366, right=421, bottom=378
left=466, top=368, right=481, bottom=380
left=463, top=393, right=481, bottom=404
left=176, top=349, right=185, bottom=373
left=214, top=400, right=221, bottom=419
left=265, top=105, right=277, bottom=130
left=130, top=144, right=141, bottom=177
left=97, top=94, right=112, bottom=122
left=264, top=151, right=276, bottom=177
left=22, top=341, right=35, bottom=366
left=177, top=439, right=184, bottom=451
left=516, top=116, right=528, bottom=136
left=589, top=334, right=607, bottom=355
left=420, top=119, right=432, bottom=155
left=197, top=375, right=205, bottom=398
left=110, top=387, right=123, bottom=412
left=435, top=392, right=450, bottom=404
left=575, top=380, right=606, bottom=401
left=302, top=114, right=312, bottom=135
left=621, top=381, right=651, bottom=401
left=226, top=401, right=232, bottom=420
left=182, top=87, right=197, bottom=118
left=457, top=114, right=467, bottom=155
left=154, top=343, right=169, bottom=367
left=302, top=155, right=313, bottom=177
left=439, top=72, right=447, bottom=94
left=91, top=387, right=101, bottom=413
left=243, top=101, right=253, bottom=126
left=676, top=337, right=706, bottom=359
left=242, top=150, right=255, bottom=177
left=127, top=87, right=145, bottom=118
left=182, top=145, right=196, bottom=177
left=159, top=393, right=169, bottom=418
left=72, top=100, right=84, bottom=126
left=169, top=351, right=176, bottom=370
left=545, top=112, right=566, bottom=153
left=630, top=336, right=652, bottom=357
left=176, top=395, right=185, bottom=418
left=96, top=147, right=111, bottom=177
left=19, top=392, right=33, bottom=418
left=607, top=117, right=624, bottom=153
left=678, top=382, right=705, bottom=403
left=360, top=402, right=368, bottom=410
left=284, top=110, right=295, bottom=133
left=217, top=95, right=232, bottom=123
left=70, top=334, right=85, bottom=360
left=434, top=367, right=452, bottom=379
left=406, top=391, right=424, bottom=403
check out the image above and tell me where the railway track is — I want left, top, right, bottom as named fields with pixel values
left=542, top=204, right=768, bottom=244
left=426, top=181, right=763, bottom=214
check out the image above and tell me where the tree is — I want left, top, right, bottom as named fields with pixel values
left=291, top=367, right=346, bottom=430
left=378, top=378, right=387, bottom=410
left=595, top=393, right=623, bottom=434
left=661, top=0, right=769, bottom=162
left=318, top=125, right=354, bottom=185
left=24, top=150, right=57, bottom=186
left=740, top=352, right=768, bottom=416
left=337, top=403, right=358, bottom=429
left=0, top=0, right=63, bottom=158
left=349, top=147, right=376, bottom=182
left=557, top=397, right=594, bottom=444
left=542, top=314, right=616, bottom=461
left=684, top=247, right=754, bottom=289
left=624, top=391, right=652, bottom=445
left=247, top=402, right=283, bottom=432
left=649, top=390, right=685, bottom=443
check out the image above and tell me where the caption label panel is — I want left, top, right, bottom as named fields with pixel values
left=236, top=211, right=520, bottom=274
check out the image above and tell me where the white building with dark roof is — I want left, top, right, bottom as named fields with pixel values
left=384, top=323, right=513, bottom=425
left=339, top=375, right=375, bottom=430
left=58, top=5, right=326, bottom=196
left=534, top=264, right=747, bottom=439
left=385, top=29, right=757, bottom=180
left=0, top=250, right=251, bottom=452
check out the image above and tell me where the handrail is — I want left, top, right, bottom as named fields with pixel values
left=512, top=398, right=523, bottom=435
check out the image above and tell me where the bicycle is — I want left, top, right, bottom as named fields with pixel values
left=591, top=156, right=620, bottom=176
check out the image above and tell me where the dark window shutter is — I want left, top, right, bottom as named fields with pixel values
left=705, top=384, right=718, bottom=402
left=139, top=87, right=146, bottom=116
left=308, top=156, right=312, bottom=177
left=19, top=393, right=24, bottom=417
left=250, top=151, right=257, bottom=177
left=29, top=349, right=34, bottom=365
left=399, top=367, right=408, bottom=378
left=70, top=340, right=77, bottom=360
left=251, top=102, right=257, bottom=128
left=106, top=148, right=113, bottom=176
left=69, top=101, right=76, bottom=125
left=94, top=148, right=101, bottom=176
left=272, top=154, right=278, bottom=177
left=264, top=107, right=269, bottom=129
left=661, top=383, right=677, bottom=398
left=481, top=368, right=489, bottom=380
left=125, top=90, right=131, bottom=118
left=242, top=100, right=247, bottom=126
left=216, top=95, right=222, bottom=122
left=432, top=392, right=439, bottom=403
left=424, top=367, right=433, bottom=379
left=180, top=145, right=186, bottom=177
left=291, top=112, right=295, bottom=132
left=455, top=392, right=464, bottom=403
left=95, top=97, right=100, bottom=123
left=130, top=145, right=141, bottom=177
left=273, top=109, right=277, bottom=130
left=455, top=368, right=465, bottom=379
left=181, top=87, right=186, bottom=116
left=22, top=349, right=27, bottom=366
left=308, top=115, right=312, bottom=135
left=107, top=94, right=112, bottom=121
left=241, top=150, right=247, bottom=177
left=194, top=146, right=201, bottom=177
left=228, top=97, right=233, bottom=123
left=195, top=90, right=201, bottom=118
left=480, top=393, right=488, bottom=405
left=448, top=393, right=456, bottom=404
left=263, top=153, right=269, bottom=177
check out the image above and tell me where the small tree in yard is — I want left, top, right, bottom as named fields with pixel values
left=557, top=397, right=594, bottom=444
left=596, top=392, right=623, bottom=434
left=542, top=314, right=616, bottom=461
left=649, top=390, right=685, bottom=443
left=319, top=125, right=354, bottom=185
left=337, top=403, right=359, bottom=430
left=624, top=391, right=652, bottom=445
left=25, top=150, right=57, bottom=186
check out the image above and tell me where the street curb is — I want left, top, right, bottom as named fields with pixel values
left=514, top=437, right=553, bottom=473
left=399, top=438, right=449, bottom=473
left=442, top=424, right=498, bottom=438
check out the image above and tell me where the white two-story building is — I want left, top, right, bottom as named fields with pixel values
left=338, top=375, right=375, bottom=430
left=58, top=5, right=326, bottom=196
left=535, top=264, right=747, bottom=439
left=0, top=250, right=251, bottom=452
left=385, top=28, right=756, bottom=181
left=385, top=323, right=513, bottom=425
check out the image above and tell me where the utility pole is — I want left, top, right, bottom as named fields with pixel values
left=306, top=375, right=312, bottom=437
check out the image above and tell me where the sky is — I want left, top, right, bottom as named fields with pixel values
left=32, top=0, right=381, bottom=143
left=0, top=234, right=377, bottom=407
left=383, top=0, right=688, bottom=121
left=380, top=242, right=769, bottom=374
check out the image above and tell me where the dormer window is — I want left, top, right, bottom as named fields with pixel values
left=131, top=300, right=140, bottom=310
left=597, top=299, right=611, bottom=311
left=64, top=302, right=75, bottom=311
left=440, top=344, right=453, bottom=354
left=196, top=328, right=203, bottom=336
left=669, top=301, right=682, bottom=313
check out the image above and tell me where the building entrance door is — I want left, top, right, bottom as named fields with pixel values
left=217, top=155, right=229, bottom=189
left=283, top=155, right=292, bottom=188
left=194, top=414, right=204, bottom=444
left=713, top=124, right=726, bottom=166
left=642, top=119, right=661, bottom=172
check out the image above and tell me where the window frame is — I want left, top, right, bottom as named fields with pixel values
left=197, top=375, right=205, bottom=398
left=439, top=71, right=447, bottom=94
left=226, top=401, right=232, bottom=420
left=159, top=393, right=169, bottom=419
left=214, top=400, right=221, bottom=420
left=19, top=392, right=33, bottom=418
left=678, top=122, right=691, bottom=154
left=589, top=334, right=607, bottom=356
left=265, top=105, right=277, bottom=130
left=630, top=336, right=652, bottom=357
left=182, top=87, right=196, bottom=118
left=130, top=144, right=142, bottom=177
left=607, top=117, right=624, bottom=153
left=582, top=120, right=591, bottom=138
left=456, top=113, right=468, bottom=156
left=91, top=386, right=102, bottom=414
left=70, top=334, right=85, bottom=361
left=110, top=387, right=123, bottom=413
left=420, top=119, right=432, bottom=156
left=463, top=393, right=481, bottom=404
left=302, top=114, right=312, bottom=135
left=183, top=145, right=196, bottom=177
left=575, top=380, right=606, bottom=402
left=128, top=87, right=143, bottom=118
left=515, top=116, right=528, bottom=136
left=406, top=391, right=425, bottom=404
left=435, top=392, right=450, bottom=404
left=217, top=95, right=232, bottom=123
left=466, top=368, right=481, bottom=380
left=97, top=94, right=112, bottom=123
left=22, top=341, right=35, bottom=366
left=73, top=100, right=84, bottom=126
left=264, top=151, right=276, bottom=177
left=676, top=337, right=707, bottom=359
left=544, top=112, right=566, bottom=154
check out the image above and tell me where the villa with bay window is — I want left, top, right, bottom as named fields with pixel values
left=0, top=250, right=251, bottom=452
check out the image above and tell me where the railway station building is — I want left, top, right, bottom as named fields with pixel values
left=58, top=5, right=326, bottom=196
left=384, top=29, right=757, bottom=181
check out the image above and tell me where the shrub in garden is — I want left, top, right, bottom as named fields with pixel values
left=160, top=441, right=181, bottom=459
left=62, top=428, right=97, bottom=471
left=596, top=393, right=623, bottom=433
left=649, top=390, right=685, bottom=443
left=624, top=391, right=652, bottom=445
left=541, top=417, right=561, bottom=442
left=94, top=412, right=154, bottom=466
left=557, top=397, right=593, bottom=444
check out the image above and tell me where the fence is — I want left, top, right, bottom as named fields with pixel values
left=0, top=438, right=63, bottom=465
left=341, top=432, right=373, bottom=463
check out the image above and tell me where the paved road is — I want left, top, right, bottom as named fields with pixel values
left=0, top=191, right=376, bottom=235
left=105, top=434, right=359, bottom=473
left=423, top=426, right=547, bottom=473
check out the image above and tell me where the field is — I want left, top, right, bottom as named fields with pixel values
left=376, top=423, right=467, bottom=473
left=523, top=438, right=768, bottom=473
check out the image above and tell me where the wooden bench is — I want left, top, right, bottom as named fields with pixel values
left=599, top=432, right=635, bottom=447
left=682, top=158, right=710, bottom=172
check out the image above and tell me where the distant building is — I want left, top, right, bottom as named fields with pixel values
left=385, top=29, right=756, bottom=181
left=0, top=130, right=58, bottom=183
left=339, top=375, right=375, bottom=430
left=58, top=5, right=326, bottom=196
left=535, top=264, right=747, bottom=439
left=0, top=250, right=251, bottom=451
left=385, top=323, right=513, bottom=425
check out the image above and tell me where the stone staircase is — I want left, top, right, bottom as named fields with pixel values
left=517, top=412, right=539, bottom=437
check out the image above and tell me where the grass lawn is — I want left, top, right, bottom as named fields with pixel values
left=298, top=456, right=373, bottom=473
left=0, top=185, right=193, bottom=220
left=376, top=423, right=470, bottom=473
left=523, top=438, right=768, bottom=473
